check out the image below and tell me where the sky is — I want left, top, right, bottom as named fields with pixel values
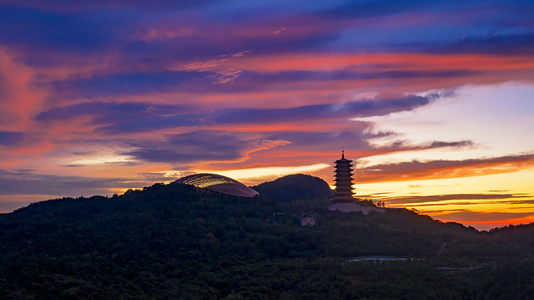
left=0, top=0, right=533, bottom=230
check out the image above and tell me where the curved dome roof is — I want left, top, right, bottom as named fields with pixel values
left=175, top=173, right=259, bottom=198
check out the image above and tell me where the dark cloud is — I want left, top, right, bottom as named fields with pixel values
left=234, top=32, right=339, bottom=56
left=361, top=70, right=479, bottom=80
left=266, top=131, right=368, bottom=148
left=72, top=150, right=98, bottom=156
left=36, top=95, right=433, bottom=134
left=432, top=33, right=534, bottom=55
left=1, top=3, right=338, bottom=69
left=0, top=168, right=139, bottom=196
left=62, top=161, right=142, bottom=168
left=504, top=200, right=534, bottom=205
left=121, top=127, right=473, bottom=165
left=240, top=69, right=479, bottom=84
left=126, top=130, right=262, bottom=163
left=49, top=71, right=209, bottom=98
left=0, top=5, right=122, bottom=53
left=428, top=140, right=473, bottom=148
left=437, top=211, right=534, bottom=222
left=0, top=131, right=24, bottom=146
left=322, top=0, right=534, bottom=32
left=321, top=0, right=431, bottom=19
left=36, top=102, right=202, bottom=134
left=1, top=0, right=215, bottom=12
left=3, top=0, right=533, bottom=72
left=215, top=95, right=430, bottom=124
left=385, top=193, right=528, bottom=205
left=377, top=140, right=474, bottom=151
left=36, top=102, right=155, bottom=121
left=123, top=128, right=374, bottom=164
left=358, top=154, right=534, bottom=183
left=44, top=68, right=473, bottom=100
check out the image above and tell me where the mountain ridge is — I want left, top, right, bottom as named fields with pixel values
left=1, top=175, right=533, bottom=298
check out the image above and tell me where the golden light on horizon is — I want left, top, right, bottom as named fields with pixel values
left=198, top=163, right=330, bottom=185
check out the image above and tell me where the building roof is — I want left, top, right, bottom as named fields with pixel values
left=175, top=173, right=259, bottom=198
left=335, top=150, right=353, bottom=163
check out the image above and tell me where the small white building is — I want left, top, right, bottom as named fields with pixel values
left=329, top=203, right=385, bottom=214
left=301, top=217, right=316, bottom=227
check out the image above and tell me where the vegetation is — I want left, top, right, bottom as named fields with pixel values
left=1, top=177, right=534, bottom=299
left=253, top=174, right=333, bottom=203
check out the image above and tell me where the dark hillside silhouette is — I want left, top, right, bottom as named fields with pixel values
left=0, top=177, right=533, bottom=298
left=253, top=174, right=332, bottom=203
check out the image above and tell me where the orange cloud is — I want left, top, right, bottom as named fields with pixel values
left=0, top=50, right=45, bottom=131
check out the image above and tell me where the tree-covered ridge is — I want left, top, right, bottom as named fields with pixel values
left=253, top=174, right=333, bottom=203
left=0, top=179, right=533, bottom=299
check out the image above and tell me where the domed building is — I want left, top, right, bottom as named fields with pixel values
left=175, top=173, right=259, bottom=198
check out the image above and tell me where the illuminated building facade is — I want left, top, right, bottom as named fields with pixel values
left=175, top=173, right=259, bottom=198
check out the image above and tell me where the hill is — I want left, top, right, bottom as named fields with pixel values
left=253, top=174, right=332, bottom=203
left=1, top=178, right=534, bottom=299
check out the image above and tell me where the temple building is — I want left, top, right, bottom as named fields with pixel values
left=329, top=151, right=386, bottom=214
left=332, top=150, right=355, bottom=203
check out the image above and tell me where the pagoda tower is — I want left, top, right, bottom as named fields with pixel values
left=332, top=150, right=355, bottom=203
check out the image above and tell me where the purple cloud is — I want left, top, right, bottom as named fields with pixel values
left=0, top=168, right=137, bottom=196
left=385, top=193, right=529, bottom=205
left=35, top=94, right=433, bottom=135
left=433, top=33, right=534, bottom=55
left=126, top=130, right=263, bottom=163
left=358, top=154, right=534, bottom=183
left=376, top=140, right=474, bottom=151
left=35, top=102, right=202, bottom=133
left=2, top=0, right=215, bottom=12
left=0, top=5, right=121, bottom=54
left=214, top=95, right=430, bottom=124
left=0, top=131, right=24, bottom=146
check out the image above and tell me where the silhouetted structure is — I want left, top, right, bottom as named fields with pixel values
left=175, top=173, right=259, bottom=198
left=332, top=150, right=355, bottom=203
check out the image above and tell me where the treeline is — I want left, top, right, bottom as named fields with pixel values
left=0, top=181, right=533, bottom=299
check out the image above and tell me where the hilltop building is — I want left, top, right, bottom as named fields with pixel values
left=329, top=151, right=385, bottom=214
left=175, top=173, right=259, bottom=198
left=332, top=150, right=355, bottom=203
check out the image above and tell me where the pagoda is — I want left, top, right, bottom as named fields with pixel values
left=332, top=150, right=355, bottom=203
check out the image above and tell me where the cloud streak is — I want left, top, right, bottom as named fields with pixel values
left=0, top=169, right=139, bottom=196
left=126, top=130, right=288, bottom=164
left=215, top=95, right=431, bottom=124
left=0, top=131, right=24, bottom=146
left=384, top=193, right=529, bottom=205
left=34, top=95, right=432, bottom=134
left=358, top=154, right=534, bottom=183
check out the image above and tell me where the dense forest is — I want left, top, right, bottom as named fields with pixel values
left=1, top=175, right=534, bottom=299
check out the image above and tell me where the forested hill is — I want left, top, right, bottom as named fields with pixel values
left=253, top=174, right=333, bottom=202
left=1, top=180, right=534, bottom=299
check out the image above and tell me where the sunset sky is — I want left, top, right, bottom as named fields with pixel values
left=0, top=0, right=533, bottom=230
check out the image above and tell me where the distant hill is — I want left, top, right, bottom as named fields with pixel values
left=253, top=174, right=333, bottom=202
left=1, top=180, right=534, bottom=299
